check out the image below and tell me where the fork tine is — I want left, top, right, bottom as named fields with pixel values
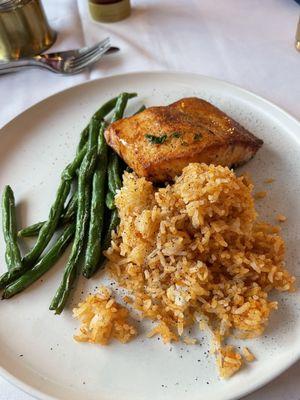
left=69, top=42, right=109, bottom=68
left=69, top=44, right=111, bottom=73
left=77, top=37, right=109, bottom=54
left=71, top=45, right=111, bottom=73
left=74, top=38, right=110, bottom=60
left=69, top=39, right=110, bottom=69
left=69, top=40, right=110, bottom=69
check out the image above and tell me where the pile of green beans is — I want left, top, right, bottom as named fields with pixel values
left=50, top=146, right=98, bottom=314
left=0, top=92, right=140, bottom=315
left=82, top=122, right=108, bottom=278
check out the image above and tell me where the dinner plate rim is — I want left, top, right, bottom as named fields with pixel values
left=1, top=70, right=299, bottom=133
left=0, top=70, right=299, bottom=400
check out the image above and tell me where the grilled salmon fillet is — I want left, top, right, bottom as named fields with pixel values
left=105, top=97, right=263, bottom=182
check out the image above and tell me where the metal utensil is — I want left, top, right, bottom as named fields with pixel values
left=0, top=38, right=118, bottom=75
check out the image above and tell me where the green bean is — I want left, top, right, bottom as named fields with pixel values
left=62, top=143, right=87, bottom=181
left=49, top=147, right=97, bottom=314
left=18, top=221, right=44, bottom=238
left=105, top=93, right=132, bottom=210
left=76, top=94, right=137, bottom=154
left=18, top=192, right=78, bottom=238
left=134, top=105, right=146, bottom=115
left=77, top=126, right=89, bottom=154
left=0, top=179, right=72, bottom=289
left=82, top=123, right=108, bottom=278
left=19, top=94, right=133, bottom=241
left=95, top=93, right=136, bottom=120
left=22, top=180, right=71, bottom=267
left=95, top=209, right=119, bottom=272
left=107, top=161, right=115, bottom=194
left=111, top=93, right=136, bottom=122
left=106, top=153, right=122, bottom=210
left=62, top=191, right=78, bottom=221
left=3, top=223, right=75, bottom=299
left=112, top=154, right=122, bottom=190
left=2, top=185, right=22, bottom=271
left=1, top=95, right=137, bottom=290
left=107, top=92, right=134, bottom=195
left=102, top=209, right=120, bottom=251
left=0, top=271, right=9, bottom=289
left=105, top=191, right=115, bottom=210
left=107, top=154, right=121, bottom=195
left=101, top=93, right=135, bottom=254
left=21, top=142, right=89, bottom=268
left=88, top=116, right=101, bottom=150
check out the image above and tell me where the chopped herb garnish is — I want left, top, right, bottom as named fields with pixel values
left=145, top=134, right=167, bottom=144
left=172, top=132, right=181, bottom=138
left=194, top=133, right=202, bottom=141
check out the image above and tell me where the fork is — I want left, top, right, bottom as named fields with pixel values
left=0, top=38, right=118, bottom=75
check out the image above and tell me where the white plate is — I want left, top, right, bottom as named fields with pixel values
left=0, top=72, right=299, bottom=400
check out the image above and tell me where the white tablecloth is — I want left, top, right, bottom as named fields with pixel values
left=0, top=0, right=299, bottom=399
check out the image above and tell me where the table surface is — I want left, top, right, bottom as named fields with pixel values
left=0, top=1, right=299, bottom=399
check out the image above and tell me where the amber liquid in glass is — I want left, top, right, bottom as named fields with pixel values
left=0, top=0, right=56, bottom=60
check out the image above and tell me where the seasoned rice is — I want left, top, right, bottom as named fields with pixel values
left=217, top=345, right=243, bottom=379
left=103, top=163, right=295, bottom=377
left=73, top=286, right=136, bottom=345
left=243, top=346, right=256, bottom=362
